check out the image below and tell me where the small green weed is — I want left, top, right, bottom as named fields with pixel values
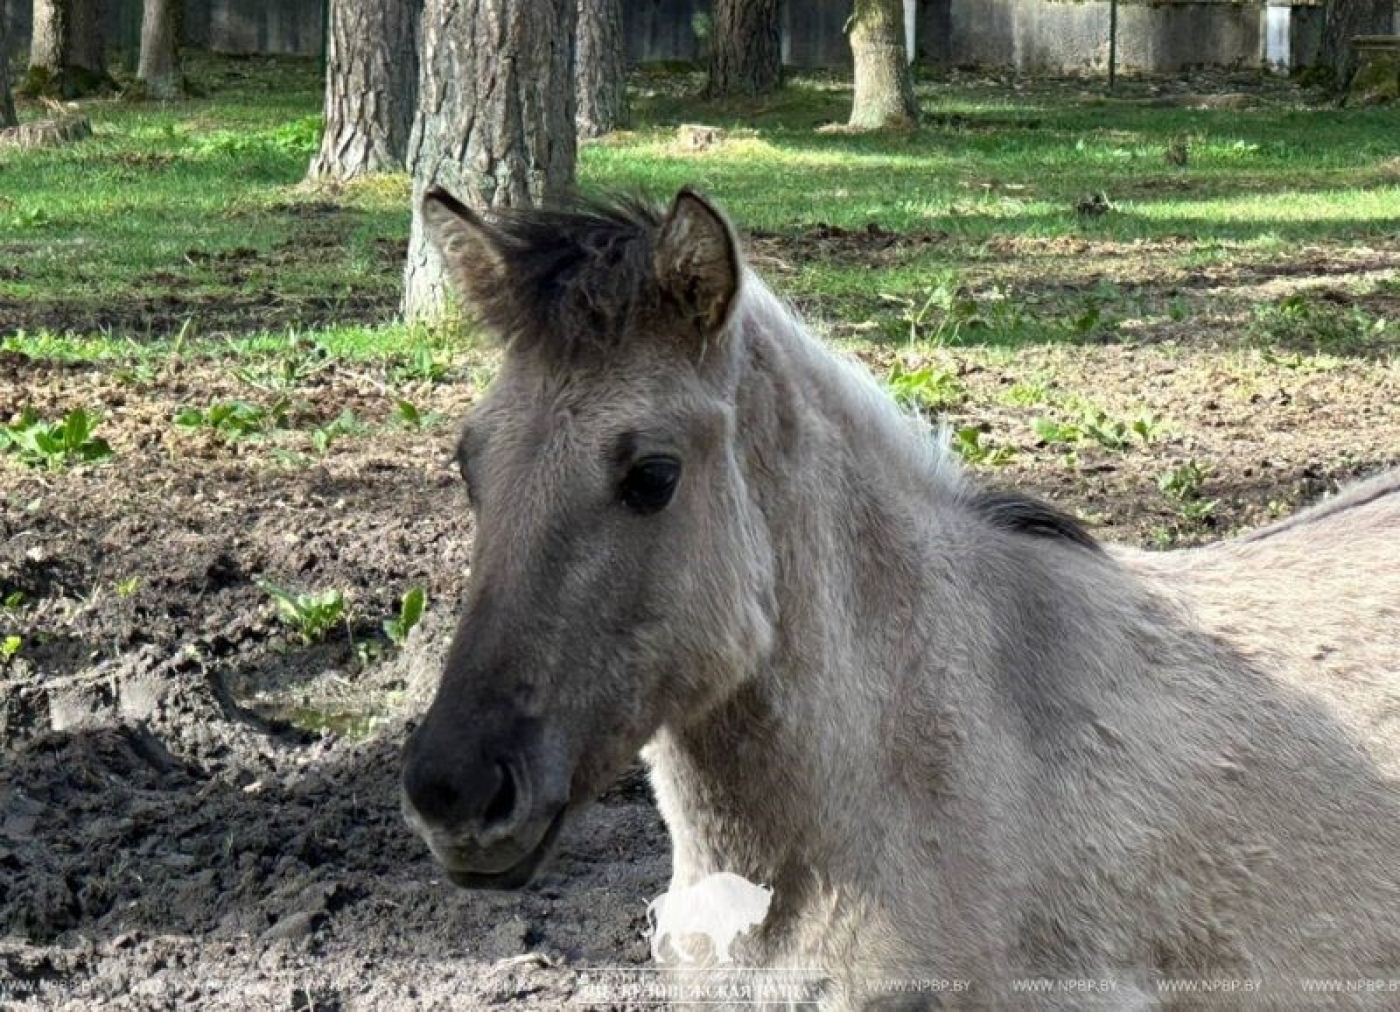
left=1033, top=406, right=1157, bottom=453
left=1131, top=414, right=1162, bottom=444
left=1001, top=379, right=1050, bottom=407
left=1079, top=409, right=1133, bottom=452
left=232, top=347, right=329, bottom=392
left=1032, top=416, right=1085, bottom=447
left=114, top=361, right=160, bottom=386
left=886, top=359, right=965, bottom=411
left=883, top=281, right=990, bottom=344
left=257, top=579, right=347, bottom=645
left=383, top=587, right=426, bottom=646
left=391, top=348, right=452, bottom=386
left=952, top=426, right=1015, bottom=466
left=0, top=408, right=114, bottom=469
left=1158, top=460, right=1218, bottom=523
left=1, top=635, right=20, bottom=665
left=393, top=398, right=442, bottom=430
left=175, top=399, right=290, bottom=440
left=1148, top=525, right=1179, bottom=550
left=309, top=410, right=364, bottom=454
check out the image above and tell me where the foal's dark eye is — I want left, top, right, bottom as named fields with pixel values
left=620, top=456, right=681, bottom=515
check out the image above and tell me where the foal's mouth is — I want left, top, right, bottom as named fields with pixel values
left=436, top=805, right=570, bottom=891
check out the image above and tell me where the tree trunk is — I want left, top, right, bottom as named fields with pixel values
left=1, top=11, right=16, bottom=128
left=402, top=0, right=577, bottom=321
left=308, top=0, right=419, bottom=180
left=848, top=0, right=918, bottom=129
left=706, top=0, right=781, bottom=99
left=66, top=0, right=105, bottom=75
left=575, top=0, right=625, bottom=138
left=1318, top=0, right=1393, bottom=89
left=137, top=0, right=184, bottom=99
left=25, top=0, right=113, bottom=97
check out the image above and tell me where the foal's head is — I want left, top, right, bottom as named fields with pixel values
left=401, top=188, right=776, bottom=888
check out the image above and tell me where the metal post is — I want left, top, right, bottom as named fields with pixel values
left=1108, top=0, right=1119, bottom=90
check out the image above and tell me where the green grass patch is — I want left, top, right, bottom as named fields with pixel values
left=2, top=54, right=1398, bottom=361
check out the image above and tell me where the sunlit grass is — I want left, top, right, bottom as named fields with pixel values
left=1, top=53, right=1397, bottom=355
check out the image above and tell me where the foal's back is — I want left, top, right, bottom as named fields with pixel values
left=985, top=469, right=1400, bottom=1007
left=1128, top=467, right=1400, bottom=774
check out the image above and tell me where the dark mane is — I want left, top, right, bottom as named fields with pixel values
left=472, top=196, right=665, bottom=362
left=970, top=489, right=1102, bottom=552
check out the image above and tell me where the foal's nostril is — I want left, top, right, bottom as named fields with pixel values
left=403, top=753, right=525, bottom=838
left=404, top=768, right=464, bottom=827
left=482, top=762, right=519, bottom=830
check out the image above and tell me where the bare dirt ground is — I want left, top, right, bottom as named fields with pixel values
left=0, top=353, right=670, bottom=1010
left=2, top=233, right=1398, bottom=1009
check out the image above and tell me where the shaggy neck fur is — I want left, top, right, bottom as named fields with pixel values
left=646, top=276, right=1122, bottom=965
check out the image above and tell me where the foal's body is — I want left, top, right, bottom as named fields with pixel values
left=400, top=189, right=1400, bottom=1010
left=647, top=284, right=1400, bottom=1007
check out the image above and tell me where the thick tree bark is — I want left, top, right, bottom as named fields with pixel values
left=308, top=0, right=419, bottom=180
left=137, top=0, right=185, bottom=99
left=1, top=10, right=17, bottom=128
left=706, top=0, right=781, bottom=99
left=575, top=0, right=625, bottom=138
left=26, top=0, right=113, bottom=97
left=1318, top=0, right=1393, bottom=88
left=402, top=0, right=577, bottom=321
left=848, top=0, right=918, bottom=130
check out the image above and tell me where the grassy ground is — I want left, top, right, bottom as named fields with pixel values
left=1, top=55, right=1398, bottom=560
left=4, top=57, right=1397, bottom=349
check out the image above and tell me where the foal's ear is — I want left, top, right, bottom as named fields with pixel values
left=654, top=188, right=741, bottom=334
left=419, top=187, right=508, bottom=307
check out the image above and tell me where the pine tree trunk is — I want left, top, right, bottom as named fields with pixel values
left=308, top=0, right=419, bottom=180
left=848, top=0, right=918, bottom=130
left=30, top=0, right=69, bottom=71
left=402, top=0, right=577, bottom=321
left=26, top=0, right=113, bottom=97
left=1, top=10, right=17, bottom=128
left=575, top=0, right=625, bottom=139
left=137, top=0, right=184, bottom=99
left=706, top=0, right=781, bottom=99
left=67, top=0, right=105, bottom=74
left=1318, top=0, right=1392, bottom=89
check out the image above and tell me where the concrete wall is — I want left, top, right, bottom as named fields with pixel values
left=926, top=0, right=1263, bottom=74
left=6, top=0, right=325, bottom=61
left=625, top=0, right=704, bottom=64
left=624, top=0, right=879, bottom=70
left=0, top=0, right=1383, bottom=74
left=630, top=0, right=1349, bottom=75
left=202, top=0, right=325, bottom=56
left=4, top=0, right=30, bottom=52
left=781, top=0, right=852, bottom=68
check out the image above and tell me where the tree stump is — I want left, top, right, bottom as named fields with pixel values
left=0, top=114, right=93, bottom=149
left=676, top=124, right=724, bottom=153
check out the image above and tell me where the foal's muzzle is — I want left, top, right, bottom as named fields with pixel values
left=400, top=719, right=571, bottom=890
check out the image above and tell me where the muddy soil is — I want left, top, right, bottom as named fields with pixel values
left=0, top=352, right=671, bottom=1011
left=2, top=237, right=1398, bottom=1010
